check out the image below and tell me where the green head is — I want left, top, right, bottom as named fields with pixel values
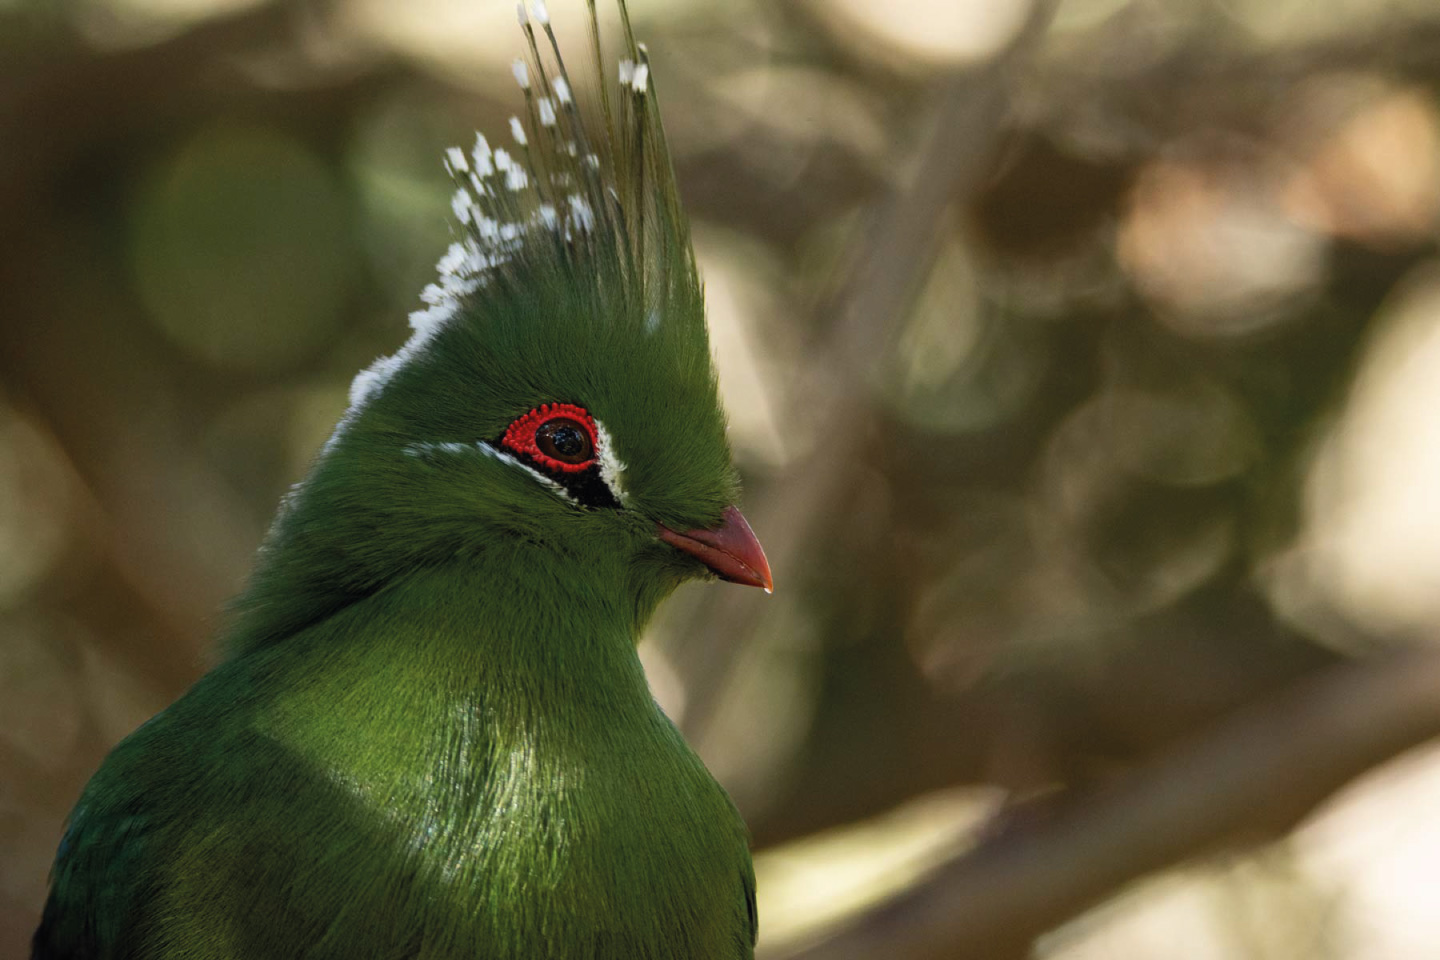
left=226, top=0, right=770, bottom=656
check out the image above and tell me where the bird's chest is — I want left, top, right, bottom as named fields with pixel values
left=365, top=709, right=753, bottom=959
left=253, top=635, right=753, bottom=959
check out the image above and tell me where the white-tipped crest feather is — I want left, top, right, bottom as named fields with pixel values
left=334, top=0, right=692, bottom=438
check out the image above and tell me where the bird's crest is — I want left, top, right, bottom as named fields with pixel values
left=343, top=0, right=696, bottom=422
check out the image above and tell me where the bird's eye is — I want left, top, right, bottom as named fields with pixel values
left=499, top=402, right=600, bottom=474
left=536, top=418, right=593, bottom=464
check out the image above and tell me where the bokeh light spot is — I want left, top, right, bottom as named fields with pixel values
left=1305, top=263, right=1440, bottom=634
left=131, top=123, right=353, bottom=373
left=815, top=0, right=1035, bottom=67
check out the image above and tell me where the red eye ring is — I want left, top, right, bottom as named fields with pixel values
left=500, top=402, right=600, bottom=473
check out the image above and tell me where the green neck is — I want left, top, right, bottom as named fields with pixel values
left=255, top=545, right=666, bottom=743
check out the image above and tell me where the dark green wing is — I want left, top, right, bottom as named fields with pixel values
left=32, top=732, right=171, bottom=960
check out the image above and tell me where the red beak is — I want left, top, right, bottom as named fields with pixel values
left=657, top=505, right=773, bottom=593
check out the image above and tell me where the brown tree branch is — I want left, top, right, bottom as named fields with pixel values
left=766, top=646, right=1440, bottom=960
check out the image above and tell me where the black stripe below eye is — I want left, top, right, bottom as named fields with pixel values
left=517, top=454, right=621, bottom=509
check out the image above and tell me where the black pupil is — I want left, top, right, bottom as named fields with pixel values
left=551, top=426, right=585, bottom=456
left=537, top=418, right=591, bottom=463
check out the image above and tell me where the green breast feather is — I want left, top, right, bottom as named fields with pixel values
left=33, top=2, right=771, bottom=958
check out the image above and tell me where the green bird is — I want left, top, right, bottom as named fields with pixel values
left=32, top=2, right=771, bottom=957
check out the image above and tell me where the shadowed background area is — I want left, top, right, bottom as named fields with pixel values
left=6, top=0, right=1440, bottom=957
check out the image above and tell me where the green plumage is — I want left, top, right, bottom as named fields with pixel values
left=34, top=4, right=758, bottom=957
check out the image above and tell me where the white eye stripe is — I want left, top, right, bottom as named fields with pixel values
left=402, top=421, right=630, bottom=509
left=403, top=440, right=576, bottom=503
left=592, top=420, right=629, bottom=506
left=403, top=441, right=476, bottom=457
left=479, top=442, right=577, bottom=502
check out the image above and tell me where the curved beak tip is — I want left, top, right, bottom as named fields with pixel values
left=657, top=505, right=774, bottom=592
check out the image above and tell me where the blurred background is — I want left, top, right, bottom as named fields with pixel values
left=6, top=0, right=1440, bottom=956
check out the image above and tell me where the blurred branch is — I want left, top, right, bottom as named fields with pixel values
left=677, top=0, right=1064, bottom=741
left=821, top=1, right=1062, bottom=378
left=767, top=646, right=1440, bottom=960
